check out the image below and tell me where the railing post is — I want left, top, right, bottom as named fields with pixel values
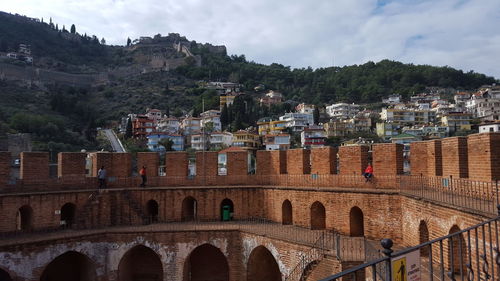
left=381, top=238, right=393, bottom=281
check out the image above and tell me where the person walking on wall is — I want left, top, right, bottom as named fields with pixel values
left=363, top=163, right=373, bottom=182
left=139, top=166, right=147, bottom=187
left=98, top=166, right=107, bottom=188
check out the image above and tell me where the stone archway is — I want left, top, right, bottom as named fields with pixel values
left=0, top=268, right=12, bottom=281
left=220, top=198, right=234, bottom=221
left=181, top=196, right=197, bottom=221
left=448, top=225, right=467, bottom=274
left=247, top=246, right=281, bottom=281
left=118, top=245, right=163, bottom=281
left=419, top=220, right=430, bottom=256
left=282, top=200, right=293, bottom=225
left=310, top=201, right=326, bottom=230
left=60, top=203, right=76, bottom=228
left=16, top=205, right=33, bottom=231
left=147, top=200, right=159, bottom=223
left=183, top=244, right=229, bottom=281
left=40, top=251, right=96, bottom=281
left=349, top=206, right=364, bottom=237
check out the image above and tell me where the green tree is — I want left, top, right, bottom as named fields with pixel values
left=313, top=106, right=320, bottom=125
left=127, top=37, right=131, bottom=46
left=70, top=24, right=76, bottom=34
left=125, top=118, right=133, bottom=138
left=158, top=138, right=174, bottom=151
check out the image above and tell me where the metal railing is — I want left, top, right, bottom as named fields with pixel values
left=320, top=205, right=500, bottom=281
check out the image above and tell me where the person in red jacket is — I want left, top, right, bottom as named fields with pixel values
left=363, top=163, right=373, bottom=182
left=139, top=166, right=147, bottom=187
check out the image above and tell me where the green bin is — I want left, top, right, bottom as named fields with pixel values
left=222, top=205, right=231, bottom=221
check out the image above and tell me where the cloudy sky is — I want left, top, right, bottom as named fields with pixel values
left=2, top=0, right=500, bottom=78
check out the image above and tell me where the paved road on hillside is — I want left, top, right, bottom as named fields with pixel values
left=103, top=129, right=125, bottom=152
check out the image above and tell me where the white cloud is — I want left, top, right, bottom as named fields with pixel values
left=2, top=0, right=499, bottom=78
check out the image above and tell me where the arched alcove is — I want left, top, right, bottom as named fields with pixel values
left=419, top=220, right=429, bottom=256
left=183, top=244, right=229, bottom=281
left=0, top=268, right=12, bottom=281
left=282, top=200, right=293, bottom=225
left=310, top=201, right=326, bottom=230
left=181, top=196, right=197, bottom=221
left=349, top=206, right=364, bottom=237
left=40, top=251, right=96, bottom=281
left=220, top=198, right=234, bottom=221
left=147, top=200, right=159, bottom=223
left=448, top=225, right=467, bottom=274
left=118, top=245, right=163, bottom=281
left=16, top=205, right=33, bottom=231
left=247, top=246, right=281, bottom=281
left=60, top=203, right=76, bottom=228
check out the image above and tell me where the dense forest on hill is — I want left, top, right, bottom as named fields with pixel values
left=0, top=11, right=498, bottom=153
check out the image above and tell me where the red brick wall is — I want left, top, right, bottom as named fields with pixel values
left=256, top=150, right=271, bottom=175
left=310, top=147, right=337, bottom=174
left=410, top=142, right=428, bottom=176
left=441, top=137, right=468, bottom=178
left=137, top=152, right=159, bottom=177
left=165, top=152, right=188, bottom=177
left=227, top=151, right=248, bottom=176
left=196, top=151, right=218, bottom=177
left=372, top=143, right=403, bottom=175
left=468, top=132, right=500, bottom=181
left=110, top=153, right=132, bottom=178
left=271, top=150, right=287, bottom=174
left=0, top=151, right=11, bottom=186
left=286, top=149, right=311, bottom=175
left=57, top=152, right=86, bottom=178
left=338, top=146, right=368, bottom=175
left=90, top=152, right=113, bottom=177
left=427, top=140, right=442, bottom=177
left=20, top=152, right=49, bottom=180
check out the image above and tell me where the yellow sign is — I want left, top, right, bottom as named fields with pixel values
left=392, top=257, right=407, bottom=281
left=391, top=250, right=421, bottom=281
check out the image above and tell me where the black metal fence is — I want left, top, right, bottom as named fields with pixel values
left=320, top=205, right=500, bottom=281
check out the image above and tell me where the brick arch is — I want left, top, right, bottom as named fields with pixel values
left=349, top=206, right=364, bottom=237
left=282, top=199, right=293, bottom=225
left=310, top=201, right=326, bottom=230
left=220, top=198, right=234, bottom=221
left=16, top=205, right=33, bottom=231
left=418, top=220, right=430, bottom=256
left=40, top=251, right=97, bottom=281
left=147, top=199, right=159, bottom=223
left=118, top=245, right=163, bottom=281
left=247, top=245, right=282, bottom=281
left=60, top=202, right=76, bottom=228
left=183, top=243, right=229, bottom=281
left=181, top=196, right=197, bottom=221
left=0, top=267, right=13, bottom=281
left=448, top=225, right=467, bottom=274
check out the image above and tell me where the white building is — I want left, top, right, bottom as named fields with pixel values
left=382, top=94, right=402, bottom=104
left=200, top=110, right=222, bottom=132
left=279, top=112, right=314, bottom=132
left=478, top=121, right=500, bottom=133
left=263, top=134, right=290, bottom=150
left=157, top=117, right=180, bottom=133
left=326, top=103, right=360, bottom=119
left=466, top=91, right=500, bottom=119
left=181, top=117, right=202, bottom=135
left=209, top=132, right=233, bottom=149
left=295, top=103, right=315, bottom=114
left=301, top=126, right=326, bottom=148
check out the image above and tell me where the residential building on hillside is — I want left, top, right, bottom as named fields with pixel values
left=376, top=122, right=401, bottom=139
left=200, top=110, right=222, bottom=132
left=257, top=118, right=287, bottom=136
left=295, top=103, right=315, bottom=114
left=382, top=94, right=402, bottom=104
left=279, top=112, right=314, bottom=132
left=301, top=126, right=326, bottom=148
left=231, top=130, right=260, bottom=149
left=181, top=117, right=201, bottom=135
left=441, top=112, right=473, bottom=133
left=219, top=92, right=240, bottom=109
left=157, top=117, right=180, bottom=133
left=207, top=82, right=241, bottom=93
left=479, top=121, right=500, bottom=133
left=380, top=108, right=436, bottom=125
left=454, top=92, right=472, bottom=104
left=323, top=117, right=371, bottom=137
left=191, top=134, right=208, bottom=151
left=209, top=132, right=233, bottom=150
left=146, top=109, right=162, bottom=123
left=326, top=103, right=360, bottom=119
left=259, top=91, right=283, bottom=107
left=465, top=91, right=500, bottom=119
left=410, top=93, right=441, bottom=103
left=263, top=134, right=291, bottom=150
left=147, top=133, right=184, bottom=151
left=132, top=115, right=155, bottom=138
left=402, top=125, right=449, bottom=138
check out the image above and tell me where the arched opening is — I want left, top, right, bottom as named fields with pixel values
left=118, top=245, right=163, bottom=281
left=147, top=200, right=159, bottom=223
left=40, top=251, right=96, bottom=281
left=448, top=225, right=467, bottom=274
left=419, top=220, right=430, bottom=256
left=349, top=206, right=364, bottom=237
left=181, top=196, right=197, bottom=221
left=247, top=246, right=281, bottom=281
left=60, top=203, right=76, bottom=228
left=183, top=244, right=229, bottom=281
left=220, top=198, right=234, bottom=221
left=310, top=201, right=326, bottom=230
left=0, top=268, right=12, bottom=281
left=16, top=205, right=33, bottom=231
left=281, top=200, right=293, bottom=225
